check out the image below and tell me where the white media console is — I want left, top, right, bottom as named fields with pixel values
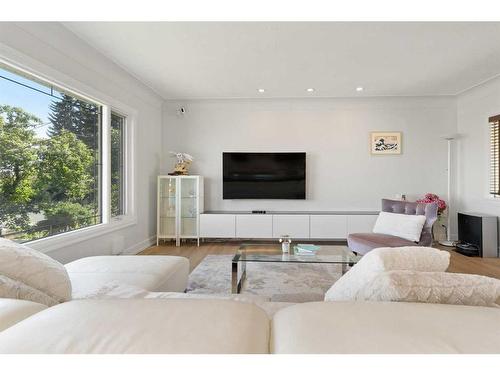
left=200, top=211, right=379, bottom=240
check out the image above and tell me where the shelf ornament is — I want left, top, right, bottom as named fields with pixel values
left=169, top=151, right=194, bottom=175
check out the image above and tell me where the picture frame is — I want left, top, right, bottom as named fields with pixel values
left=370, top=132, right=402, bottom=155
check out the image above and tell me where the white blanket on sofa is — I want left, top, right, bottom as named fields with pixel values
left=73, top=281, right=291, bottom=318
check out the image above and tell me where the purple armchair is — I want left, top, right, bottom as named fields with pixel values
left=347, top=199, right=439, bottom=255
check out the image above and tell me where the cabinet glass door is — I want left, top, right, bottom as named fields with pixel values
left=158, top=177, right=177, bottom=237
left=180, top=177, right=198, bottom=236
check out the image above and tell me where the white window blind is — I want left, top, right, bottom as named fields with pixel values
left=490, top=115, right=500, bottom=196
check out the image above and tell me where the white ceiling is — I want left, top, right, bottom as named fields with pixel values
left=64, top=22, right=500, bottom=99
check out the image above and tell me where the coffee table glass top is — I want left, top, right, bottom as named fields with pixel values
left=233, top=243, right=361, bottom=264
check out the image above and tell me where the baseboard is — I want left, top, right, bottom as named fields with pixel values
left=120, top=236, right=156, bottom=255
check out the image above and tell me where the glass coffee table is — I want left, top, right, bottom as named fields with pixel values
left=231, top=243, right=361, bottom=294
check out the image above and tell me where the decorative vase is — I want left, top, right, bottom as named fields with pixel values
left=279, top=235, right=292, bottom=253
left=433, top=214, right=447, bottom=243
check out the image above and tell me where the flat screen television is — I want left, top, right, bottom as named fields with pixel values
left=223, top=152, right=306, bottom=199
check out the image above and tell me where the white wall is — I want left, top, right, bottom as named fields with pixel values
left=457, top=76, right=500, bottom=225
left=0, top=23, right=163, bottom=263
left=163, top=97, right=457, bottom=213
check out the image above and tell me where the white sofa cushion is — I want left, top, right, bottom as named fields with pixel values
left=0, top=298, right=47, bottom=332
left=361, top=270, right=500, bottom=307
left=65, top=256, right=190, bottom=298
left=324, top=246, right=450, bottom=301
left=271, top=301, right=500, bottom=353
left=0, top=299, right=270, bottom=354
left=0, top=238, right=71, bottom=304
left=373, top=211, right=426, bottom=242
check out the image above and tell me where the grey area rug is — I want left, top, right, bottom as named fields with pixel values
left=187, top=254, right=343, bottom=302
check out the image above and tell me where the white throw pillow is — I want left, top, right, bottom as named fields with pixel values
left=0, top=275, right=59, bottom=307
left=324, top=246, right=450, bottom=301
left=0, top=238, right=72, bottom=304
left=373, top=211, right=426, bottom=242
left=361, top=270, right=500, bottom=307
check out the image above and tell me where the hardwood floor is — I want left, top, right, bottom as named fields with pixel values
left=442, top=246, right=500, bottom=279
left=139, top=240, right=500, bottom=279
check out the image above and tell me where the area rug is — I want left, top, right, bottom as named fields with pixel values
left=187, top=254, right=343, bottom=302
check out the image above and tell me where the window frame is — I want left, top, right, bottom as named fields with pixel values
left=0, top=51, right=137, bottom=253
left=109, top=109, right=131, bottom=219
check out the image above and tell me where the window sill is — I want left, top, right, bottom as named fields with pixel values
left=27, top=215, right=138, bottom=254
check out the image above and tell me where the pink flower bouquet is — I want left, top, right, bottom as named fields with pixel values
left=417, top=193, right=447, bottom=214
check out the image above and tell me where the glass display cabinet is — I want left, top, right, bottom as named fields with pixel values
left=157, top=175, right=204, bottom=246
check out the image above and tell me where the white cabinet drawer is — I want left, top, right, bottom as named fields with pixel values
left=310, top=215, right=347, bottom=239
left=236, top=215, right=273, bottom=238
left=272, top=215, right=310, bottom=239
left=200, top=214, right=236, bottom=238
left=347, top=215, right=378, bottom=234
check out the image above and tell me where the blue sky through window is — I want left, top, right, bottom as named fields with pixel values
left=0, top=66, right=64, bottom=138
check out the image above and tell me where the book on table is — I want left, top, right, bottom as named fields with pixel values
left=294, top=244, right=320, bottom=254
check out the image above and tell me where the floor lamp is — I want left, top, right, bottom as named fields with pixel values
left=439, top=134, right=458, bottom=247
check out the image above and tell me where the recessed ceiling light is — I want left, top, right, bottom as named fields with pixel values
left=257, top=88, right=265, bottom=93
left=356, top=86, right=364, bottom=92
left=306, top=88, right=315, bottom=92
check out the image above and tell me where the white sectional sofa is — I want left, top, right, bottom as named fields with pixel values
left=270, top=301, right=500, bottom=354
left=66, top=255, right=190, bottom=298
left=1, top=297, right=500, bottom=353
left=0, top=299, right=270, bottom=354
left=0, top=237, right=190, bottom=305
left=0, top=298, right=47, bottom=332
left=2, top=238, right=500, bottom=354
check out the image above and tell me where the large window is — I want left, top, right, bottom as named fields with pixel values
left=0, top=62, right=128, bottom=242
left=490, top=115, right=500, bottom=197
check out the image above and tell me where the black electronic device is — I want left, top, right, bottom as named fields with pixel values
left=457, top=212, right=498, bottom=257
left=223, top=152, right=306, bottom=199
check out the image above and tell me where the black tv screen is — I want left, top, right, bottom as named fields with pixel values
left=223, top=152, right=306, bottom=199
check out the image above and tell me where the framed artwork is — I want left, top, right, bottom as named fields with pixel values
left=370, top=132, right=402, bottom=155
